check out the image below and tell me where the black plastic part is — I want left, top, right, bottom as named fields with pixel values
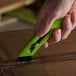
left=16, top=56, right=32, bottom=62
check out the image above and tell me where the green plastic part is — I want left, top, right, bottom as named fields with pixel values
left=17, top=18, right=64, bottom=57
left=7, top=8, right=37, bottom=25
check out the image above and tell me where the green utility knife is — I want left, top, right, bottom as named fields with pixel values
left=17, top=18, right=64, bottom=62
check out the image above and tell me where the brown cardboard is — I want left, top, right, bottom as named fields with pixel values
left=0, top=28, right=76, bottom=76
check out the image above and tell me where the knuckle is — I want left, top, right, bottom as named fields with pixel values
left=65, top=24, right=72, bottom=30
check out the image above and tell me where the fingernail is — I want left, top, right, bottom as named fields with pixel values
left=44, top=42, right=48, bottom=48
left=55, top=29, right=61, bottom=35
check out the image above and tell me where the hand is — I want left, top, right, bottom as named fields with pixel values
left=62, top=0, right=76, bottom=42
left=34, top=0, right=75, bottom=48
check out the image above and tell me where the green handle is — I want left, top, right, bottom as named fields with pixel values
left=17, top=18, right=64, bottom=57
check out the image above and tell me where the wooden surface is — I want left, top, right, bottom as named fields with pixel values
left=0, top=28, right=76, bottom=76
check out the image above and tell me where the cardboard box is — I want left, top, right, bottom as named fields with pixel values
left=0, top=28, right=76, bottom=76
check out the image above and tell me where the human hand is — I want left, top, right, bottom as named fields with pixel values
left=34, top=0, right=75, bottom=48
